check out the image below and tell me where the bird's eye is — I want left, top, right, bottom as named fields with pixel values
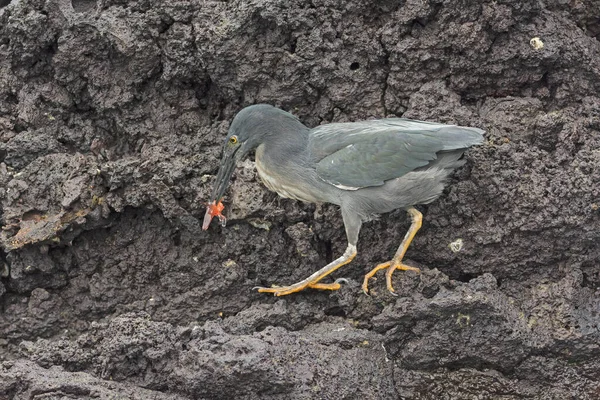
left=229, top=136, right=238, bottom=145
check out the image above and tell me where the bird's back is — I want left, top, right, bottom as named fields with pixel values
left=305, top=118, right=484, bottom=217
left=308, top=118, right=483, bottom=190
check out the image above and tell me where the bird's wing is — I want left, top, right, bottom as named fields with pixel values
left=309, top=118, right=484, bottom=190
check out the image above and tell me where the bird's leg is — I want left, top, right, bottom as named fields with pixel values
left=362, top=207, right=422, bottom=295
left=255, top=208, right=362, bottom=297
left=255, top=244, right=357, bottom=296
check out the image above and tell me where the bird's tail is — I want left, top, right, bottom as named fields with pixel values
left=423, top=149, right=468, bottom=171
left=436, top=126, right=485, bottom=150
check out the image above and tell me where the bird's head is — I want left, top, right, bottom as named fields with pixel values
left=207, top=104, right=302, bottom=203
left=203, top=104, right=305, bottom=230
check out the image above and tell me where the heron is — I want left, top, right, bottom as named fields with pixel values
left=203, top=104, right=484, bottom=296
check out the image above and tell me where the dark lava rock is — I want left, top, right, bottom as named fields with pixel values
left=1, top=0, right=599, bottom=398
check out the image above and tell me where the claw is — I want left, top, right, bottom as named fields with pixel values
left=202, top=200, right=226, bottom=230
left=252, top=285, right=280, bottom=291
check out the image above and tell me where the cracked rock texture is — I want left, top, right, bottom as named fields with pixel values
left=0, top=0, right=599, bottom=399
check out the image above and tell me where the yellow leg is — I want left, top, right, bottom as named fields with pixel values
left=256, top=245, right=357, bottom=296
left=362, top=207, right=422, bottom=295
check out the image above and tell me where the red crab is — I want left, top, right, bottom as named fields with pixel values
left=202, top=200, right=226, bottom=230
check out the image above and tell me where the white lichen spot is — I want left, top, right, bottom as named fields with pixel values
left=248, top=218, right=272, bottom=231
left=530, top=37, right=544, bottom=50
left=200, top=174, right=212, bottom=183
left=222, top=259, right=237, bottom=268
left=456, top=313, right=471, bottom=327
left=381, top=343, right=390, bottom=362
left=449, top=238, right=464, bottom=253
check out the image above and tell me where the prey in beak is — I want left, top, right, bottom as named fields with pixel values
left=202, top=131, right=249, bottom=230
left=202, top=200, right=226, bottom=230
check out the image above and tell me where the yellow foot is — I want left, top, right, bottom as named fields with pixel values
left=361, top=261, right=420, bottom=295
left=255, top=279, right=345, bottom=297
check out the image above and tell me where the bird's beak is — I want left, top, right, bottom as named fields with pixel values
left=209, top=141, right=252, bottom=201
left=210, top=148, right=238, bottom=203
left=204, top=141, right=252, bottom=230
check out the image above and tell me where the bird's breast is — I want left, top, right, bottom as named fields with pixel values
left=255, top=144, right=321, bottom=203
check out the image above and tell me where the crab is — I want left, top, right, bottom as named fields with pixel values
left=202, top=200, right=226, bottom=230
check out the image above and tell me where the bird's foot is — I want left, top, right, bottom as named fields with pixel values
left=254, top=278, right=347, bottom=297
left=362, top=261, right=420, bottom=295
left=255, top=245, right=356, bottom=296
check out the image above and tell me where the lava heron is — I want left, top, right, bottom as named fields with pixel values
left=203, top=104, right=484, bottom=296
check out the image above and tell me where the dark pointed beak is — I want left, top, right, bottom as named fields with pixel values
left=210, top=148, right=239, bottom=203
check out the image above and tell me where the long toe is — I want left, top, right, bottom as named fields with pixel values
left=308, top=282, right=342, bottom=291
left=362, top=261, right=391, bottom=295
left=255, top=285, right=304, bottom=296
left=396, top=264, right=420, bottom=273
left=385, top=269, right=398, bottom=296
left=255, top=279, right=345, bottom=296
left=385, top=262, right=421, bottom=294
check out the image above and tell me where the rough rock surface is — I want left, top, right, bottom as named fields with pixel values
left=0, top=0, right=599, bottom=399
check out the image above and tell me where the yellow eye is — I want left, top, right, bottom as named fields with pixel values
left=229, top=136, right=238, bottom=145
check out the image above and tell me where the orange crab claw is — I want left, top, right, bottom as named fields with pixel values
left=202, top=200, right=226, bottom=230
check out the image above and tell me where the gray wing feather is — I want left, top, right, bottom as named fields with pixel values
left=310, top=119, right=484, bottom=189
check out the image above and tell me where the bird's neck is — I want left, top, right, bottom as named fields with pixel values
left=254, top=128, right=318, bottom=203
left=258, top=124, right=310, bottom=161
